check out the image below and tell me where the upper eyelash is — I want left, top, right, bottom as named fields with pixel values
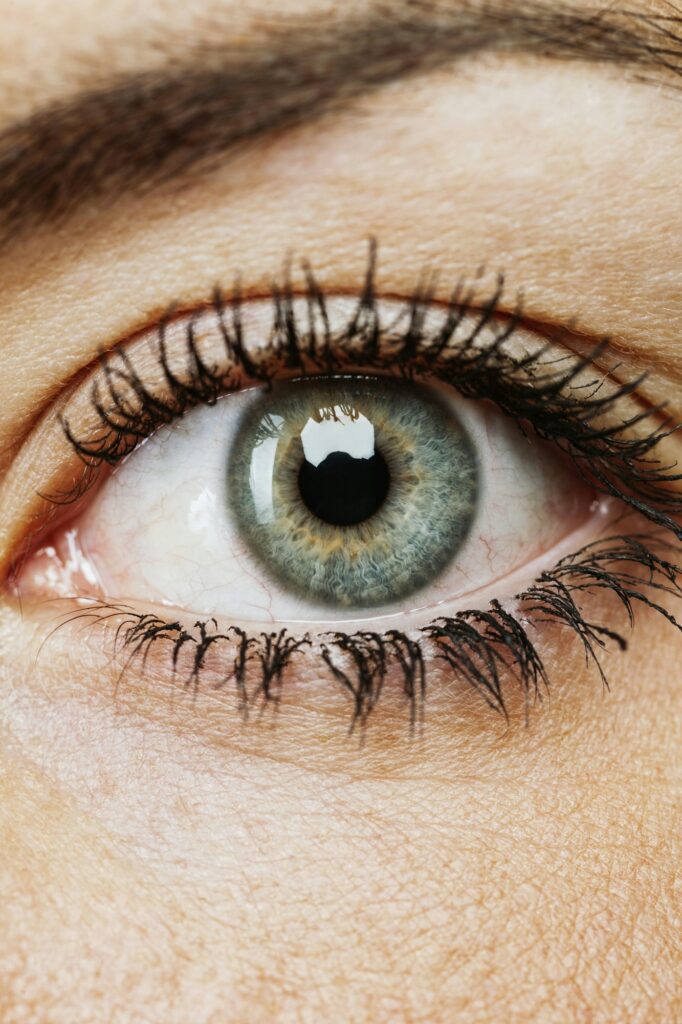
left=59, top=243, right=682, bottom=540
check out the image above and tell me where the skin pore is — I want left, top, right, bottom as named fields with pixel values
left=0, top=1, right=681, bottom=1021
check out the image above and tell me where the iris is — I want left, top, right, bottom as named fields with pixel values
left=228, top=377, right=478, bottom=609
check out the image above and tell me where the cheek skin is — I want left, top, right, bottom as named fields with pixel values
left=0, top=595, right=679, bottom=1022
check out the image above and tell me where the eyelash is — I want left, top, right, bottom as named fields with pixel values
left=52, top=243, right=682, bottom=730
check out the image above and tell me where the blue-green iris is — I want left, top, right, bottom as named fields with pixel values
left=228, top=376, right=478, bottom=609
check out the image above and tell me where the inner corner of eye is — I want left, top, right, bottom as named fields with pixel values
left=17, top=373, right=598, bottom=624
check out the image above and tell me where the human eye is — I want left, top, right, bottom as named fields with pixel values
left=11, top=248, right=682, bottom=731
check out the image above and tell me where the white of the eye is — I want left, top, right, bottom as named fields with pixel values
left=300, top=410, right=375, bottom=467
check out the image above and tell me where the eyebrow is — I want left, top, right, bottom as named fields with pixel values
left=0, top=1, right=680, bottom=244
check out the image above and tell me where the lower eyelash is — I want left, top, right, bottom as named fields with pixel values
left=52, top=532, right=682, bottom=732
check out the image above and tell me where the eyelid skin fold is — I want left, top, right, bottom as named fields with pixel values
left=4, top=248, right=682, bottom=731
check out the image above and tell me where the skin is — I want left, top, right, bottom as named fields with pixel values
left=0, top=1, right=680, bottom=1021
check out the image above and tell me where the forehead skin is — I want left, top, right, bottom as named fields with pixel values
left=0, top=1, right=680, bottom=1022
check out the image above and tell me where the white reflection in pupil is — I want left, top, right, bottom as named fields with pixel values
left=300, top=408, right=375, bottom=467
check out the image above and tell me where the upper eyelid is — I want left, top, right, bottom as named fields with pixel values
left=60, top=259, right=516, bottom=440
left=1, top=242, right=658, bottom=451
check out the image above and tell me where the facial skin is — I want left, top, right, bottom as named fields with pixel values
left=0, top=2, right=680, bottom=1022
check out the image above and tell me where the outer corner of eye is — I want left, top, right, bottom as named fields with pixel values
left=15, top=368, right=600, bottom=637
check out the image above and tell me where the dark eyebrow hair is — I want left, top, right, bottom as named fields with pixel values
left=0, top=1, right=680, bottom=244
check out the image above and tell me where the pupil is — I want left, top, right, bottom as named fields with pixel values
left=298, top=449, right=390, bottom=527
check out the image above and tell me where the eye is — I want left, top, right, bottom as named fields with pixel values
left=24, top=370, right=595, bottom=622
left=10, top=259, right=682, bottom=726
